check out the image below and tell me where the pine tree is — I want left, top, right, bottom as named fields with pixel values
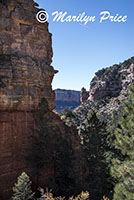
left=12, top=172, right=34, bottom=200
left=28, top=98, right=75, bottom=195
left=28, top=98, right=53, bottom=185
left=80, top=110, right=112, bottom=200
left=111, top=86, right=134, bottom=200
left=50, top=134, right=74, bottom=196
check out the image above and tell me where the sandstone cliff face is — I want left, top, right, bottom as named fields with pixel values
left=0, top=0, right=56, bottom=198
left=0, top=1, right=81, bottom=199
left=88, top=57, right=134, bottom=101
left=0, top=0, right=57, bottom=111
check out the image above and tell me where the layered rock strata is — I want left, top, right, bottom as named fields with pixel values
left=0, top=0, right=57, bottom=111
left=0, top=1, right=81, bottom=199
left=55, top=89, right=81, bottom=113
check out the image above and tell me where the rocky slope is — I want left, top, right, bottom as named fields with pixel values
left=74, top=57, right=134, bottom=122
left=89, top=57, right=134, bottom=101
left=0, top=1, right=82, bottom=199
left=61, top=59, right=134, bottom=200
left=55, top=89, right=81, bottom=113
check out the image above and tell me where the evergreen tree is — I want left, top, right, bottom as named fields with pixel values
left=28, top=98, right=75, bottom=195
left=12, top=172, right=34, bottom=200
left=28, top=98, right=52, bottom=185
left=50, top=134, right=74, bottom=196
left=111, top=86, right=134, bottom=200
left=80, top=110, right=112, bottom=200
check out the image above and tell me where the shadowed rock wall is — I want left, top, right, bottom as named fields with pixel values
left=0, top=1, right=82, bottom=199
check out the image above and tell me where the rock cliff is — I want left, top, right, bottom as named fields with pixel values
left=74, top=57, right=134, bottom=122
left=0, top=1, right=81, bottom=199
left=0, top=0, right=58, bottom=111
left=89, top=57, right=134, bottom=102
left=81, top=87, right=89, bottom=103
left=55, top=89, right=81, bottom=113
left=0, top=0, right=56, bottom=198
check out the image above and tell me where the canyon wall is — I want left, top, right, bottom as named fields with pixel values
left=75, top=57, right=134, bottom=120
left=0, top=0, right=57, bottom=111
left=0, top=1, right=81, bottom=199
left=55, top=89, right=80, bottom=103
left=88, top=57, right=134, bottom=101
left=55, top=89, right=81, bottom=113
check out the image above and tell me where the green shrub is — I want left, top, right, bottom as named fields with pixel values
left=12, top=172, right=34, bottom=200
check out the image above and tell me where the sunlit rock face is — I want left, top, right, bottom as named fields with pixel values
left=88, top=58, right=134, bottom=101
left=0, top=0, right=58, bottom=199
left=0, top=0, right=57, bottom=111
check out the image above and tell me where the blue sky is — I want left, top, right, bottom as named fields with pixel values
left=36, top=0, right=134, bottom=90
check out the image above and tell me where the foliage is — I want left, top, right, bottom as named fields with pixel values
left=101, top=197, right=110, bottom=200
left=55, top=101, right=80, bottom=113
left=58, top=57, right=134, bottom=199
left=60, top=108, right=77, bottom=127
left=79, top=110, right=113, bottom=199
left=11, top=174, right=110, bottom=200
left=93, top=57, right=134, bottom=82
left=61, top=103, right=117, bottom=199
left=27, top=98, right=75, bottom=196
left=111, top=85, right=134, bottom=200
left=36, top=189, right=110, bottom=200
left=63, top=108, right=75, bottom=118
left=12, top=172, right=34, bottom=200
left=69, top=191, right=90, bottom=200
left=50, top=133, right=75, bottom=196
left=27, top=98, right=52, bottom=185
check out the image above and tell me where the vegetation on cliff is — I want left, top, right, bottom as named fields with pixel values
left=23, top=57, right=134, bottom=200
left=12, top=173, right=110, bottom=200
left=79, top=110, right=114, bottom=199
left=0, top=2, right=133, bottom=196
left=60, top=57, right=134, bottom=200
left=111, top=86, right=134, bottom=200
left=27, top=98, right=76, bottom=197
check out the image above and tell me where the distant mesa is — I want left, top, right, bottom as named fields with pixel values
left=55, top=87, right=90, bottom=113
left=55, top=89, right=81, bottom=113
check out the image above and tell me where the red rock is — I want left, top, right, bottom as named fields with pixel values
left=0, top=1, right=81, bottom=199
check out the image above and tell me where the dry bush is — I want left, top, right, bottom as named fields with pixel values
left=38, top=189, right=109, bottom=200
